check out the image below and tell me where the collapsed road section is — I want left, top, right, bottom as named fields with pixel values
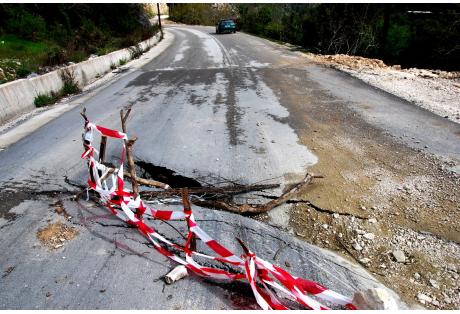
left=0, top=107, right=407, bottom=309
left=71, top=107, right=406, bottom=309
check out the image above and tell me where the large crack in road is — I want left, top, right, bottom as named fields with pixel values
left=4, top=25, right=458, bottom=309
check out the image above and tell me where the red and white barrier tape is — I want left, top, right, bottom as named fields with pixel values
left=81, top=120, right=356, bottom=310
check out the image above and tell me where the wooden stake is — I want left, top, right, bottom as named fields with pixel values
left=80, top=107, right=88, bottom=123
left=120, top=108, right=139, bottom=200
left=182, top=187, right=196, bottom=252
left=236, top=237, right=250, bottom=255
left=99, top=136, right=107, bottom=163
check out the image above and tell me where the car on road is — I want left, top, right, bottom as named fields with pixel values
left=216, top=19, right=236, bottom=34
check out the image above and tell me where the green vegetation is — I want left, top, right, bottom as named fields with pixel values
left=34, top=93, right=58, bottom=107
left=59, top=68, right=80, bottom=96
left=169, top=4, right=460, bottom=70
left=236, top=4, right=460, bottom=70
left=34, top=68, right=81, bottom=107
left=118, top=58, right=127, bottom=66
left=0, top=35, right=55, bottom=82
left=168, top=4, right=236, bottom=26
left=128, top=44, right=144, bottom=60
left=0, top=4, right=159, bottom=84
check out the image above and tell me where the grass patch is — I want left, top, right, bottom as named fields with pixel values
left=118, top=58, right=127, bottom=66
left=0, top=35, right=50, bottom=60
left=0, top=30, right=160, bottom=85
left=34, top=93, right=58, bottom=107
left=34, top=68, right=81, bottom=107
left=67, top=50, right=87, bottom=63
left=0, top=35, right=56, bottom=78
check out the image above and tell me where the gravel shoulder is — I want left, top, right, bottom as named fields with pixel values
left=309, top=54, right=460, bottom=124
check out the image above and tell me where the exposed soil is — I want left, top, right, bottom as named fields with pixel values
left=36, top=221, right=78, bottom=250
left=255, top=64, right=460, bottom=309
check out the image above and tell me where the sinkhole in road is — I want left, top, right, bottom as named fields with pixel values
left=135, top=161, right=202, bottom=188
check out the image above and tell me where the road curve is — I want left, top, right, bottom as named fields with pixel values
left=3, top=25, right=457, bottom=309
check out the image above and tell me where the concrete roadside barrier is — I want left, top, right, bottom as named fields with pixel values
left=0, top=32, right=162, bottom=125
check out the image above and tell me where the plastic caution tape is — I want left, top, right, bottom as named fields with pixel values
left=81, top=120, right=356, bottom=310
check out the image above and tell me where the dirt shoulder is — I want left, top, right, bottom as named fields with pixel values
left=256, top=62, right=460, bottom=309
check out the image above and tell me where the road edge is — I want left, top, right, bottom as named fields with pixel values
left=0, top=30, right=175, bottom=150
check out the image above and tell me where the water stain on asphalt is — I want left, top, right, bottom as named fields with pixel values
left=122, top=67, right=317, bottom=184
left=0, top=189, right=29, bottom=221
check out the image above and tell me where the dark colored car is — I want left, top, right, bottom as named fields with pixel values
left=216, top=19, right=236, bottom=34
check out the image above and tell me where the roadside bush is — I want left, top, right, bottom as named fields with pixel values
left=16, top=66, right=31, bottom=78
left=34, top=93, right=57, bottom=107
left=4, top=7, right=47, bottom=41
left=386, top=23, right=412, bottom=59
left=59, top=68, right=80, bottom=96
left=67, top=50, right=86, bottom=63
left=234, top=3, right=460, bottom=70
left=34, top=68, right=81, bottom=107
left=128, top=44, right=143, bottom=59
left=46, top=46, right=68, bottom=66
left=118, top=58, right=127, bottom=66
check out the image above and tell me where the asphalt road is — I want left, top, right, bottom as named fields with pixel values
left=2, top=25, right=457, bottom=309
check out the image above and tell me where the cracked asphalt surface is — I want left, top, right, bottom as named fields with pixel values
left=2, top=25, right=458, bottom=309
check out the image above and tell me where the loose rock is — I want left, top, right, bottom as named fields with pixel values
left=392, top=250, right=406, bottom=263
left=417, top=293, right=432, bottom=304
left=352, top=288, right=398, bottom=310
left=363, top=233, right=375, bottom=240
left=359, top=258, right=371, bottom=264
left=429, top=279, right=439, bottom=289
left=353, top=243, right=363, bottom=251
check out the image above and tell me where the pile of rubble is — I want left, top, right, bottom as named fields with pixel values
left=313, top=54, right=388, bottom=71
left=312, top=53, right=460, bottom=80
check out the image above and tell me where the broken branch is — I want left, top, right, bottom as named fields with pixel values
left=192, top=173, right=320, bottom=214
left=256, top=173, right=318, bottom=212
left=99, top=136, right=107, bottom=163
left=139, top=183, right=280, bottom=198
left=124, top=172, right=170, bottom=190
